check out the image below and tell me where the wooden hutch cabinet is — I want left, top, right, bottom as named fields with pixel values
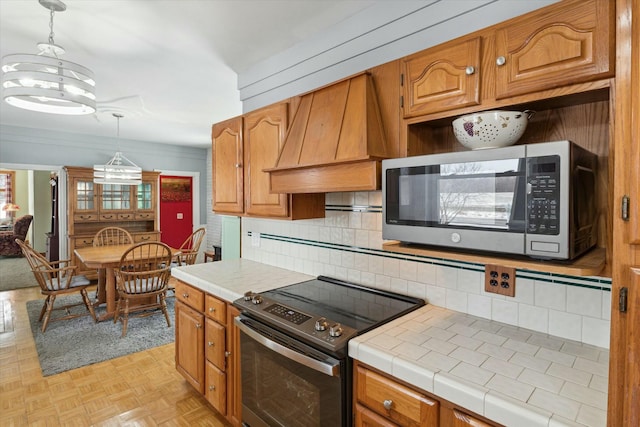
left=65, top=166, right=160, bottom=278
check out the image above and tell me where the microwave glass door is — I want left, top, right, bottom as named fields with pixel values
left=388, top=158, right=527, bottom=232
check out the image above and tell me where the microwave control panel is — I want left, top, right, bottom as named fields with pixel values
left=527, top=155, right=560, bottom=235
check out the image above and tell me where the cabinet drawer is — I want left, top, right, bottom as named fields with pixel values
left=205, top=294, right=227, bottom=324
left=356, top=365, right=439, bottom=427
left=175, top=281, right=204, bottom=312
left=205, top=361, right=227, bottom=416
left=73, top=237, right=94, bottom=247
left=99, top=213, right=118, bottom=221
left=117, top=213, right=134, bottom=220
left=133, top=232, right=157, bottom=243
left=205, top=318, right=226, bottom=370
left=135, top=212, right=155, bottom=220
left=73, top=213, right=98, bottom=222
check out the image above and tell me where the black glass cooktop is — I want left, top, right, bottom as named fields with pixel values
left=257, top=276, right=425, bottom=334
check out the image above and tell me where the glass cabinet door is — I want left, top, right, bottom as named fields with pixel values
left=101, top=184, right=131, bottom=211
left=74, top=178, right=97, bottom=213
left=137, top=181, right=153, bottom=211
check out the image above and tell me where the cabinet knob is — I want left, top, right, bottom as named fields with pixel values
left=225, top=351, right=231, bottom=357
left=183, top=293, right=189, bottom=298
left=208, top=341, right=214, bottom=347
left=235, top=163, right=242, bottom=168
left=209, top=307, right=215, bottom=313
left=383, top=399, right=393, bottom=410
left=195, top=323, right=202, bottom=329
left=496, top=56, right=506, bottom=66
left=209, top=385, right=215, bottom=391
left=465, top=65, right=475, bottom=75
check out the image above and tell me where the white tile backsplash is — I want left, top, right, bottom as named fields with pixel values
left=242, top=191, right=612, bottom=349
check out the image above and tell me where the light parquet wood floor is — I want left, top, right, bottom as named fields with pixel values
left=0, top=286, right=229, bottom=426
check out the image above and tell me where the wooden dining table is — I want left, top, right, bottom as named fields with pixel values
left=74, top=244, right=176, bottom=321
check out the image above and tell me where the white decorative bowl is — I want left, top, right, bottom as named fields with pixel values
left=452, top=110, right=534, bottom=150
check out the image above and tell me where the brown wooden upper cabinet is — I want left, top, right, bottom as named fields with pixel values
left=211, top=104, right=324, bottom=220
left=212, top=117, right=244, bottom=214
left=493, top=0, right=614, bottom=99
left=243, top=104, right=290, bottom=217
left=402, top=0, right=613, bottom=119
left=402, top=37, right=482, bottom=118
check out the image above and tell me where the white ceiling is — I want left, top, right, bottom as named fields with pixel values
left=0, top=0, right=378, bottom=149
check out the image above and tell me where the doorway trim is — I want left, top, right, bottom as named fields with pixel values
left=155, top=169, right=201, bottom=232
left=0, top=162, right=65, bottom=257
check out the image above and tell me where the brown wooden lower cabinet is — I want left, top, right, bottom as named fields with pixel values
left=174, top=280, right=242, bottom=427
left=354, top=362, right=500, bottom=427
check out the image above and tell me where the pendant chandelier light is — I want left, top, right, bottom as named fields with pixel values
left=1, top=0, right=96, bottom=115
left=94, top=113, right=142, bottom=186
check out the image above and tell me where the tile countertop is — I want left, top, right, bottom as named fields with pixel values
left=349, top=304, right=609, bottom=427
left=173, top=260, right=608, bottom=427
left=170, top=258, right=314, bottom=303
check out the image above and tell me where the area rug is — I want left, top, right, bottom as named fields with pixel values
left=0, top=256, right=39, bottom=291
left=27, top=294, right=175, bottom=376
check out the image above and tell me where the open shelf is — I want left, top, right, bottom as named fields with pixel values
left=382, top=242, right=607, bottom=277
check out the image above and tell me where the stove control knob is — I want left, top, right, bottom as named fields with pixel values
left=243, top=291, right=254, bottom=301
left=315, top=317, right=328, bottom=331
left=329, top=323, right=343, bottom=337
left=251, top=295, right=263, bottom=305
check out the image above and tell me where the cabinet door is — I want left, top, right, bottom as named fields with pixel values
left=205, top=318, right=226, bottom=370
left=205, top=361, right=227, bottom=416
left=402, top=37, right=481, bottom=118
left=100, top=183, right=133, bottom=213
left=70, top=175, right=98, bottom=218
left=135, top=180, right=155, bottom=212
left=494, top=0, right=613, bottom=99
left=175, top=301, right=205, bottom=393
left=243, top=103, right=289, bottom=217
left=355, top=403, right=399, bottom=427
left=212, top=116, right=244, bottom=214
left=226, top=305, right=242, bottom=427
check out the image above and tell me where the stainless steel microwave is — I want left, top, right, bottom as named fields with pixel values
left=382, top=140, right=598, bottom=260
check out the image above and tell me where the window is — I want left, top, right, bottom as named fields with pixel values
left=0, top=171, right=16, bottom=220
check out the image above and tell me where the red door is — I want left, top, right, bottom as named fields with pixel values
left=159, top=175, right=193, bottom=249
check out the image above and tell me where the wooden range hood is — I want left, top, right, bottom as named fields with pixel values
left=266, top=72, right=389, bottom=193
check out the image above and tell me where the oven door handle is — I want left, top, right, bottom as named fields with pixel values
left=234, top=317, right=341, bottom=378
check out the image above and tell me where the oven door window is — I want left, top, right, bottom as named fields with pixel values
left=239, top=319, right=344, bottom=427
left=387, top=158, right=527, bottom=232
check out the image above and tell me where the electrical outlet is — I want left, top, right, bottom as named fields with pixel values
left=484, top=264, right=516, bottom=297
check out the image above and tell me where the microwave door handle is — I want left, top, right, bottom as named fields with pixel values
left=234, top=317, right=341, bottom=378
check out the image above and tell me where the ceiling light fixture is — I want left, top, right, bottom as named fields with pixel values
left=94, top=113, right=142, bottom=186
left=1, top=0, right=96, bottom=115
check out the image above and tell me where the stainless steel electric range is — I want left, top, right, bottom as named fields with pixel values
left=233, top=275, right=425, bottom=427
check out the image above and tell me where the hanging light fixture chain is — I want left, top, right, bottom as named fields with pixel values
left=48, top=7, right=56, bottom=46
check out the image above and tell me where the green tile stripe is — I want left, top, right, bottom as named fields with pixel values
left=247, top=231, right=611, bottom=291
left=325, top=204, right=382, bottom=213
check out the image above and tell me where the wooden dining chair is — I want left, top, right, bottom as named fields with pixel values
left=16, top=239, right=97, bottom=332
left=113, top=241, right=172, bottom=337
left=93, top=226, right=133, bottom=247
left=172, top=227, right=206, bottom=267
left=93, top=226, right=134, bottom=300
